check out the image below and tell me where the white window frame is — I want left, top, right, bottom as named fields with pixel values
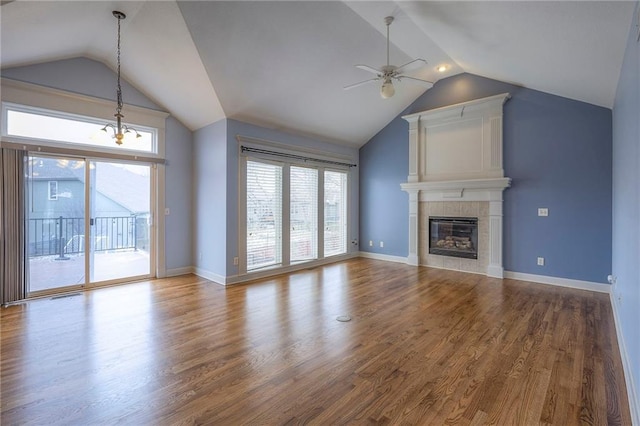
left=47, top=181, right=58, bottom=201
left=1, top=78, right=168, bottom=161
left=238, top=136, right=354, bottom=276
left=3, top=103, right=158, bottom=154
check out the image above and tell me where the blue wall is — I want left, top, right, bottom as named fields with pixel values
left=193, top=119, right=228, bottom=277
left=360, top=73, right=612, bottom=283
left=359, top=116, right=408, bottom=256
left=612, top=2, right=640, bottom=415
left=2, top=57, right=160, bottom=110
left=164, top=115, right=193, bottom=270
left=1, top=57, right=194, bottom=273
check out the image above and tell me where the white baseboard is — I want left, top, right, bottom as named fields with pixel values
left=358, top=251, right=407, bottom=264
left=193, top=267, right=227, bottom=285
left=165, top=266, right=194, bottom=277
left=610, top=289, right=640, bottom=425
left=504, top=271, right=611, bottom=294
left=194, top=253, right=360, bottom=286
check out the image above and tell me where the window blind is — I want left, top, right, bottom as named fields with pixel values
left=290, top=166, right=318, bottom=262
left=324, top=170, right=348, bottom=256
left=246, top=161, right=283, bottom=271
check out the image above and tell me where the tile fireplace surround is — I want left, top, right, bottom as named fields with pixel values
left=400, top=94, right=511, bottom=278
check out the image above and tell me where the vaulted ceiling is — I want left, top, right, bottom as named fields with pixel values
left=1, top=1, right=635, bottom=147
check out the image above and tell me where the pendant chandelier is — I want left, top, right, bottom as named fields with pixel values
left=101, top=10, right=141, bottom=145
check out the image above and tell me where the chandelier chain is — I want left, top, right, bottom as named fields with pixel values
left=102, top=10, right=141, bottom=145
left=116, top=14, right=123, bottom=115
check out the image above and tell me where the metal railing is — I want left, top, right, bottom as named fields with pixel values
left=28, top=215, right=145, bottom=258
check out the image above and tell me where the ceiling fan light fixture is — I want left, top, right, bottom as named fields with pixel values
left=344, top=15, right=431, bottom=97
left=381, top=79, right=395, bottom=99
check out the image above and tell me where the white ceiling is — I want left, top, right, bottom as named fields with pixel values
left=1, top=1, right=635, bottom=147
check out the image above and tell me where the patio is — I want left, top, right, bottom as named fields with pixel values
left=28, top=250, right=150, bottom=293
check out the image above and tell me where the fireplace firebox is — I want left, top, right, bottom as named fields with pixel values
left=429, top=217, right=478, bottom=259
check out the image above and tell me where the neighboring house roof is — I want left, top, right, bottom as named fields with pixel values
left=93, top=163, right=149, bottom=214
left=30, top=158, right=149, bottom=214
left=29, top=158, right=82, bottom=180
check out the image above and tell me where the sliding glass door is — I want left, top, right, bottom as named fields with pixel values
left=89, top=160, right=152, bottom=283
left=26, top=156, right=86, bottom=292
left=26, top=155, right=153, bottom=294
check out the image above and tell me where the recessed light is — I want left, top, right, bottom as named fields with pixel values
left=437, top=65, right=448, bottom=73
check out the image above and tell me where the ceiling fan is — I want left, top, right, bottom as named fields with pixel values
left=344, top=16, right=433, bottom=99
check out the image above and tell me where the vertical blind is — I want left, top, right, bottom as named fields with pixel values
left=324, top=170, right=348, bottom=257
left=1, top=148, right=27, bottom=304
left=246, top=161, right=283, bottom=271
left=290, top=166, right=318, bottom=262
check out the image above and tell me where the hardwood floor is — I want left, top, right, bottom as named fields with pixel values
left=1, top=258, right=631, bottom=425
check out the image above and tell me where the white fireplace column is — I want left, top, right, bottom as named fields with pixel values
left=487, top=196, right=505, bottom=278
left=407, top=189, right=420, bottom=266
left=406, top=116, right=420, bottom=183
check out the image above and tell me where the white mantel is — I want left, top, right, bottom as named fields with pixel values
left=400, top=93, right=511, bottom=278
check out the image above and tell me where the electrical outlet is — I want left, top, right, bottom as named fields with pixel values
left=537, top=257, right=545, bottom=266
left=369, top=240, right=373, bottom=247
left=233, top=257, right=239, bottom=266
left=538, top=208, right=548, bottom=217
left=379, top=241, right=384, bottom=248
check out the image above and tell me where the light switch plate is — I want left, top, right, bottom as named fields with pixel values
left=538, top=208, right=548, bottom=217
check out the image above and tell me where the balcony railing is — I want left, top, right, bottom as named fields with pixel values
left=28, top=215, right=147, bottom=258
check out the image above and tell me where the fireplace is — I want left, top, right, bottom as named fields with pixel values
left=429, top=217, right=478, bottom=259
left=400, top=93, right=511, bottom=277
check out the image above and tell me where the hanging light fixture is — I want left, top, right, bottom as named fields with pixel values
left=380, top=16, right=395, bottom=99
left=101, top=10, right=141, bottom=145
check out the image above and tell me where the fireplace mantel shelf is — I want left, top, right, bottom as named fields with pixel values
left=400, top=178, right=511, bottom=193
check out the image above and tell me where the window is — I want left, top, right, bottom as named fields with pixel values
left=4, top=105, right=156, bottom=153
left=246, top=161, right=283, bottom=271
left=243, top=154, right=350, bottom=274
left=290, top=166, right=317, bottom=262
left=324, top=170, right=348, bottom=256
left=47, top=181, right=58, bottom=200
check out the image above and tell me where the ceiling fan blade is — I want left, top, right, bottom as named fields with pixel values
left=355, top=64, right=383, bottom=76
left=343, top=78, right=380, bottom=90
left=395, top=59, right=427, bottom=75
left=397, top=75, right=434, bottom=88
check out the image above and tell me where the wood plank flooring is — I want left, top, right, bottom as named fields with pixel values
left=0, top=258, right=632, bottom=425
